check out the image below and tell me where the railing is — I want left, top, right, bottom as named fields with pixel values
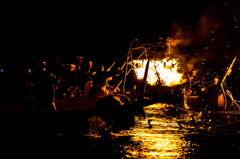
left=111, top=39, right=172, bottom=96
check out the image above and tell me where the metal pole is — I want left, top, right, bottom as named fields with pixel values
left=122, top=39, right=138, bottom=93
left=113, top=47, right=150, bottom=92
left=221, top=51, right=239, bottom=84
left=107, top=43, right=152, bottom=71
left=140, top=57, right=150, bottom=99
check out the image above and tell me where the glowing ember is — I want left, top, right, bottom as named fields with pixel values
left=132, top=58, right=184, bottom=86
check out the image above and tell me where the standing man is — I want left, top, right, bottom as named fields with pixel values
left=32, top=61, right=58, bottom=112
left=83, top=61, right=94, bottom=76
left=76, top=56, right=83, bottom=73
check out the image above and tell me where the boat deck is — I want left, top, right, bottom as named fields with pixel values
left=0, top=90, right=142, bottom=113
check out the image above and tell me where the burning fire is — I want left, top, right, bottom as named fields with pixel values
left=132, top=58, right=184, bottom=86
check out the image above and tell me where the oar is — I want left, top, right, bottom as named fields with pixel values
left=221, top=51, right=239, bottom=84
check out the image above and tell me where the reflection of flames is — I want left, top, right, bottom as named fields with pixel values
left=114, top=103, right=193, bottom=158
left=132, top=58, right=184, bottom=86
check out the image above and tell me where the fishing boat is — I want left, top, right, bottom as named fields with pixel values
left=0, top=39, right=189, bottom=136
left=53, top=39, right=186, bottom=112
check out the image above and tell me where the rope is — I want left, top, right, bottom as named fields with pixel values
left=226, top=90, right=240, bottom=110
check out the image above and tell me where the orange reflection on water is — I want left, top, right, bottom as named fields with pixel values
left=115, top=103, right=192, bottom=159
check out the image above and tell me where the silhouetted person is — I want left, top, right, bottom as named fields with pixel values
left=78, top=60, right=94, bottom=94
left=75, top=56, right=83, bottom=73
left=188, top=69, right=205, bottom=96
left=83, top=61, right=95, bottom=76
left=49, top=56, right=63, bottom=98
left=49, top=56, right=63, bottom=75
left=32, top=61, right=57, bottom=112
left=21, top=67, right=35, bottom=112
left=205, top=76, right=222, bottom=110
left=77, top=70, right=92, bottom=96
left=62, top=64, right=80, bottom=98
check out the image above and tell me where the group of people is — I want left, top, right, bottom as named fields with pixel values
left=21, top=55, right=126, bottom=112
left=185, top=65, right=231, bottom=111
left=49, top=56, right=97, bottom=99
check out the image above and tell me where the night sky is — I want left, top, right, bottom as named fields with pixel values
left=0, top=0, right=240, bottom=74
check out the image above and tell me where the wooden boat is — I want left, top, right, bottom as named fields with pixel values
left=0, top=40, right=189, bottom=136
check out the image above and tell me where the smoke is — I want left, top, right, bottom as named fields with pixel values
left=166, top=0, right=240, bottom=72
left=167, top=14, right=221, bottom=51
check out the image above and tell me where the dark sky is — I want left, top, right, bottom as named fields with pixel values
left=0, top=0, right=240, bottom=69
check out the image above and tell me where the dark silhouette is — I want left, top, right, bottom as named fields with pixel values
left=75, top=56, right=83, bottom=73
left=62, top=64, right=81, bottom=98
left=31, top=61, right=58, bottom=112
left=21, top=67, right=35, bottom=112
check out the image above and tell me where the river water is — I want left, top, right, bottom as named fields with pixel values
left=1, top=103, right=240, bottom=159
left=84, top=103, right=240, bottom=159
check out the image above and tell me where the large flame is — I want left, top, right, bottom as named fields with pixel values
left=132, top=58, right=184, bottom=86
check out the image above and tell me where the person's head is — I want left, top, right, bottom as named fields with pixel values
left=70, top=64, right=76, bottom=72
left=77, top=56, right=83, bottom=64
left=88, top=61, right=93, bottom=68
left=212, top=77, right=219, bottom=85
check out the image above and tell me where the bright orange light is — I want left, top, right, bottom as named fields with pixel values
left=132, top=58, right=184, bottom=86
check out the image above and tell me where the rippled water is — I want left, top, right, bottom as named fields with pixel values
left=111, top=103, right=194, bottom=158
left=86, top=103, right=240, bottom=159
left=1, top=103, right=240, bottom=159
